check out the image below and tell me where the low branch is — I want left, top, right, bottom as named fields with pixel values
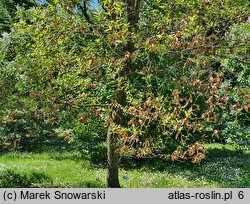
left=120, top=154, right=168, bottom=161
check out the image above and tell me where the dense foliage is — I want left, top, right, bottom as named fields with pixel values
left=0, top=0, right=249, bottom=186
left=0, top=0, right=37, bottom=33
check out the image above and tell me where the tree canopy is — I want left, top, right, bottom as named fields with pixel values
left=0, top=0, right=249, bottom=187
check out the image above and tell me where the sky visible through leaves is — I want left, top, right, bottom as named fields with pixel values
left=91, top=0, right=98, bottom=8
left=35, top=0, right=98, bottom=8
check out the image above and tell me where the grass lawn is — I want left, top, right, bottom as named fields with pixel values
left=0, top=143, right=249, bottom=188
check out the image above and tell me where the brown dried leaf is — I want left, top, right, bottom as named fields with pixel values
left=121, top=145, right=128, bottom=153
left=80, top=114, right=88, bottom=123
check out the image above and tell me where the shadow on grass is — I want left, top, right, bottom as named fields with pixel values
left=119, top=147, right=250, bottom=187
left=49, top=152, right=87, bottom=162
left=119, top=147, right=249, bottom=170
left=206, top=147, right=247, bottom=158
left=19, top=137, right=74, bottom=153
left=0, top=169, right=53, bottom=188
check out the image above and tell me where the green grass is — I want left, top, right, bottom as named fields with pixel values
left=0, top=143, right=249, bottom=188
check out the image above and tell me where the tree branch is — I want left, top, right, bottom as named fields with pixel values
left=98, top=0, right=112, bottom=20
left=78, top=1, right=93, bottom=31
left=98, top=0, right=108, bottom=13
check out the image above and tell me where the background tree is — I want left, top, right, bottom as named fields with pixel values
left=0, top=0, right=37, bottom=34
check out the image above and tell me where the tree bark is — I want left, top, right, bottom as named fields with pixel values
left=107, top=0, right=141, bottom=188
left=107, top=126, right=121, bottom=188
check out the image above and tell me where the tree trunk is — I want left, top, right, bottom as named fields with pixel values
left=107, top=126, right=121, bottom=187
left=107, top=89, right=125, bottom=188
left=107, top=0, right=141, bottom=188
